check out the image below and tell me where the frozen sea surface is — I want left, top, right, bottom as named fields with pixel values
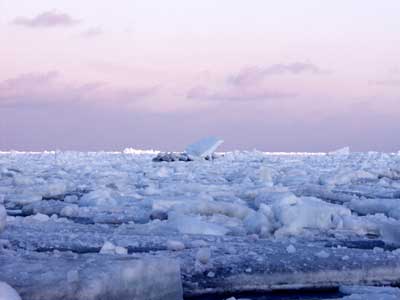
left=1, top=150, right=400, bottom=299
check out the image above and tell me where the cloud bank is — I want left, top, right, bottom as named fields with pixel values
left=0, top=71, right=156, bottom=109
left=187, top=85, right=295, bottom=102
left=12, top=11, right=79, bottom=28
left=187, top=62, right=325, bottom=102
left=228, top=62, right=328, bottom=87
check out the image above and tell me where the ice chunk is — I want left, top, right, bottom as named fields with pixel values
left=166, top=240, right=186, bottom=251
left=185, top=137, right=224, bottom=158
left=243, top=211, right=273, bottom=237
left=5, top=193, right=42, bottom=206
left=272, top=196, right=351, bottom=236
left=115, top=246, right=128, bottom=255
left=60, top=204, right=80, bottom=217
left=100, top=241, right=116, bottom=254
left=196, top=247, right=211, bottom=265
left=347, top=198, right=400, bottom=220
left=319, top=169, right=376, bottom=186
left=286, top=244, right=296, bottom=253
left=30, top=213, right=50, bottom=222
left=169, top=212, right=229, bottom=236
left=340, top=286, right=400, bottom=300
left=100, top=241, right=127, bottom=255
left=0, top=281, right=21, bottom=300
left=44, top=181, right=67, bottom=198
left=329, top=146, right=350, bottom=155
left=80, top=189, right=117, bottom=207
left=254, top=191, right=296, bottom=208
left=0, top=205, right=6, bottom=233
left=315, top=250, right=330, bottom=258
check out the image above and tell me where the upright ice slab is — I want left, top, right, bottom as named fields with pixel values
left=185, top=137, right=224, bottom=158
left=328, top=146, right=350, bottom=155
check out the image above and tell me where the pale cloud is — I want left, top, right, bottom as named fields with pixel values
left=187, top=85, right=295, bottom=102
left=369, top=80, right=400, bottom=87
left=228, top=62, right=328, bottom=86
left=186, top=63, right=319, bottom=101
left=12, top=11, right=80, bottom=28
left=0, top=72, right=157, bottom=109
left=81, top=27, right=103, bottom=38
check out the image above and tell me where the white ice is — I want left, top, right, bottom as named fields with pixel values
left=185, top=136, right=224, bottom=157
left=2, top=150, right=400, bottom=298
left=0, top=282, right=21, bottom=300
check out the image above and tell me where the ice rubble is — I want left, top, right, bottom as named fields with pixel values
left=1, top=150, right=400, bottom=297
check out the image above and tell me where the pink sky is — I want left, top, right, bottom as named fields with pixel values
left=1, top=0, right=400, bottom=151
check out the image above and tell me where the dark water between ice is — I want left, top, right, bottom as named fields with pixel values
left=185, top=287, right=345, bottom=300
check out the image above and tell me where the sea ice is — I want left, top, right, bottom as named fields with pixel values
left=2, top=150, right=400, bottom=298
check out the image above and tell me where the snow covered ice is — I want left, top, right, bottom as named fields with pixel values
left=1, top=150, right=400, bottom=299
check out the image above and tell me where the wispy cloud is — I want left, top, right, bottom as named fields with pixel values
left=12, top=10, right=80, bottom=28
left=81, top=27, right=103, bottom=38
left=228, top=62, right=328, bottom=86
left=187, top=62, right=325, bottom=102
left=187, top=85, right=295, bottom=102
left=369, top=80, right=400, bottom=87
left=0, top=71, right=157, bottom=109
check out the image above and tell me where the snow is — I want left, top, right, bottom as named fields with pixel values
left=0, top=282, right=21, bottom=300
left=185, top=136, right=224, bottom=158
left=1, top=150, right=400, bottom=298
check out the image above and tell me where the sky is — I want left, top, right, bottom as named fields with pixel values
left=1, top=0, right=400, bottom=152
